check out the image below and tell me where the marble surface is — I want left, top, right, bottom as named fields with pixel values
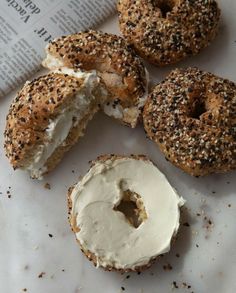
left=0, top=1, right=236, bottom=292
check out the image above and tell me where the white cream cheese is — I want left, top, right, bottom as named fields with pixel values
left=42, top=51, right=64, bottom=69
left=102, top=68, right=149, bottom=126
left=70, top=157, right=185, bottom=270
left=24, top=69, right=99, bottom=179
left=103, top=103, right=123, bottom=119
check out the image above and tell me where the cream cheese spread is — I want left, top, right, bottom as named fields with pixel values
left=70, top=157, right=185, bottom=270
left=102, top=68, right=149, bottom=126
left=42, top=51, right=64, bottom=69
left=24, top=69, right=99, bottom=179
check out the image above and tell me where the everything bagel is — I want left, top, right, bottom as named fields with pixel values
left=118, top=0, right=220, bottom=66
left=4, top=70, right=100, bottom=179
left=68, top=155, right=185, bottom=272
left=43, top=30, right=148, bottom=127
left=143, top=68, right=236, bottom=176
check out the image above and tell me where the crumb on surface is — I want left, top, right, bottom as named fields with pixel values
left=182, top=282, right=192, bottom=289
left=163, top=263, right=173, bottom=271
left=183, top=222, right=190, bottom=227
left=6, top=187, right=12, bottom=198
left=203, top=216, right=214, bottom=231
left=38, top=272, right=46, bottom=278
left=172, top=281, right=178, bottom=289
left=44, top=183, right=51, bottom=190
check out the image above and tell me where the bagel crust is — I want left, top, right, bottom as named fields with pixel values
left=68, top=154, right=185, bottom=272
left=143, top=68, right=236, bottom=176
left=42, top=30, right=148, bottom=127
left=118, top=0, right=220, bottom=66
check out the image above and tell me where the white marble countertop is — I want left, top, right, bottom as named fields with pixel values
left=0, top=1, right=236, bottom=292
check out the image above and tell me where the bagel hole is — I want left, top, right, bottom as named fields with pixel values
left=114, top=181, right=147, bottom=228
left=190, top=100, right=207, bottom=119
left=156, top=1, right=174, bottom=18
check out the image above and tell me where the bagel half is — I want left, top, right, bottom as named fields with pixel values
left=4, top=70, right=101, bottom=179
left=68, top=154, right=185, bottom=272
left=42, top=30, right=148, bottom=128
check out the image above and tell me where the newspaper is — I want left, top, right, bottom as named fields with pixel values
left=0, top=0, right=116, bottom=98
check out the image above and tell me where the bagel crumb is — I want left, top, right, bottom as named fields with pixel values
left=182, top=282, right=192, bottom=290
left=183, top=222, right=190, bottom=227
left=44, top=183, right=51, bottom=190
left=172, top=281, right=179, bottom=289
left=38, top=272, right=46, bottom=278
left=7, top=189, right=12, bottom=198
left=163, top=263, right=173, bottom=271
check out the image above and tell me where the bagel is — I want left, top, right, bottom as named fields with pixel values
left=4, top=70, right=101, bottom=179
left=143, top=67, right=236, bottom=176
left=42, top=30, right=148, bottom=128
left=68, top=155, right=185, bottom=272
left=117, top=0, right=220, bottom=66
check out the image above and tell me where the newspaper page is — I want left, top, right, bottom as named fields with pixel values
left=0, top=0, right=116, bottom=98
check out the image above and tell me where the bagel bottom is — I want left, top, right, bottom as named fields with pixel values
left=21, top=72, right=101, bottom=179
left=68, top=155, right=185, bottom=272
